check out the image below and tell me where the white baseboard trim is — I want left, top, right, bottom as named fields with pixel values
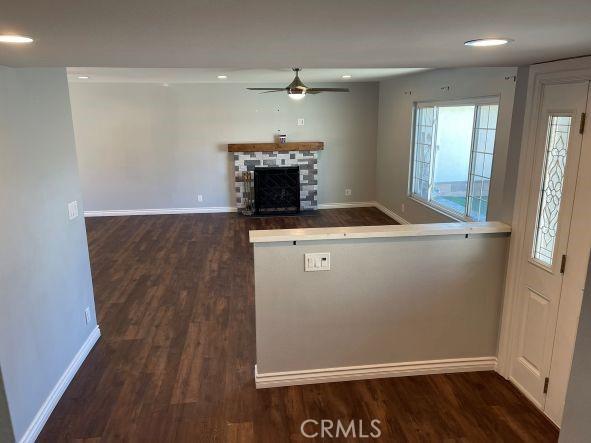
left=84, top=207, right=237, bottom=217
left=373, top=202, right=410, bottom=224
left=83, top=202, right=408, bottom=224
left=85, top=203, right=379, bottom=216
left=19, top=326, right=101, bottom=443
left=255, top=356, right=497, bottom=389
left=317, top=201, right=377, bottom=210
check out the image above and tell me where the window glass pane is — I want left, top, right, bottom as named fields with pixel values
left=476, top=129, right=487, bottom=152
left=410, top=100, right=499, bottom=221
left=431, top=105, right=474, bottom=215
left=481, top=179, right=490, bottom=200
left=468, top=104, right=498, bottom=221
left=532, top=115, right=572, bottom=266
left=411, top=107, right=436, bottom=200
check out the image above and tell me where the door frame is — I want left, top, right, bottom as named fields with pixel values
left=497, top=56, right=591, bottom=425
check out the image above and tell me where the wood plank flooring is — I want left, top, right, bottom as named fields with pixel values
left=39, top=208, right=559, bottom=442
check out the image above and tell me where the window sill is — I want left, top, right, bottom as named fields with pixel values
left=408, top=196, right=473, bottom=223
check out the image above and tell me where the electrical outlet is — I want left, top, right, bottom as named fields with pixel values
left=345, top=189, right=352, bottom=196
left=304, top=253, right=331, bottom=272
left=297, top=118, right=305, bottom=126
left=68, top=201, right=79, bottom=220
left=84, top=307, right=91, bottom=325
left=197, top=194, right=203, bottom=202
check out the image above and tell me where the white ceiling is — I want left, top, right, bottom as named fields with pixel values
left=2, top=0, right=591, bottom=68
left=66, top=68, right=428, bottom=83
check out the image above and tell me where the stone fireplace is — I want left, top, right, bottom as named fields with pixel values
left=230, top=142, right=322, bottom=213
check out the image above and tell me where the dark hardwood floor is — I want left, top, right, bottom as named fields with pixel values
left=39, top=208, right=558, bottom=442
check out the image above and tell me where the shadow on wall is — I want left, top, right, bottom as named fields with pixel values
left=0, top=368, right=15, bottom=443
left=217, top=142, right=236, bottom=208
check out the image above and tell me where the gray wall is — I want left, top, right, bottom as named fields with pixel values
left=68, top=82, right=379, bottom=211
left=559, top=259, right=591, bottom=442
left=376, top=67, right=528, bottom=224
left=0, top=67, right=97, bottom=440
left=254, top=233, right=509, bottom=373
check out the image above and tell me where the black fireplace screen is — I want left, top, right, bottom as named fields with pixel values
left=254, top=166, right=300, bottom=214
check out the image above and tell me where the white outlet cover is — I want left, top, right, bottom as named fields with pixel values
left=68, top=201, right=79, bottom=220
left=345, top=189, right=352, bottom=196
left=304, top=252, right=331, bottom=272
left=197, top=194, right=203, bottom=202
left=84, top=307, right=91, bottom=325
left=297, top=118, right=305, bottom=126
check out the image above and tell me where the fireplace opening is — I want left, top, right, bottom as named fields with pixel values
left=254, top=166, right=300, bottom=215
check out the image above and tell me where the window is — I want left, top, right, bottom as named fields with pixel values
left=410, top=99, right=499, bottom=221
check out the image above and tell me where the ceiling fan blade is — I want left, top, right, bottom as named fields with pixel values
left=247, top=87, right=286, bottom=91
left=306, top=88, right=350, bottom=93
left=259, top=90, right=285, bottom=94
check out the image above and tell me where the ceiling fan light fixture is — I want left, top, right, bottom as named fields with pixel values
left=246, top=68, right=349, bottom=98
left=288, top=91, right=306, bottom=100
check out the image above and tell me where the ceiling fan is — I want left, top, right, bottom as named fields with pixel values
left=247, top=68, right=349, bottom=100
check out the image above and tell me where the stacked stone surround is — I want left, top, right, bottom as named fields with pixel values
left=233, top=150, right=319, bottom=211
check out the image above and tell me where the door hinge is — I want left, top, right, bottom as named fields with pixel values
left=560, top=254, right=567, bottom=274
left=580, top=112, right=586, bottom=134
left=543, top=377, right=550, bottom=394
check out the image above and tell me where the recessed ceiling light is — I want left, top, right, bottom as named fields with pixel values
left=77, top=76, right=90, bottom=79
left=464, top=38, right=512, bottom=47
left=342, top=75, right=352, bottom=79
left=0, top=35, right=34, bottom=44
left=162, top=83, right=170, bottom=87
left=217, top=75, right=228, bottom=79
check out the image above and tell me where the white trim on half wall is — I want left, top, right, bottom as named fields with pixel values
left=255, top=357, right=497, bottom=389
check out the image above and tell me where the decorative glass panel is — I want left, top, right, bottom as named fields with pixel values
left=412, top=107, right=435, bottom=200
left=532, top=115, right=572, bottom=266
left=468, top=104, right=498, bottom=221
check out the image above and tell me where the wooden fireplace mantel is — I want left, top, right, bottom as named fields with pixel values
left=227, top=142, right=324, bottom=152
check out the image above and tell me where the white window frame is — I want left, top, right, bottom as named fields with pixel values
left=408, top=96, right=500, bottom=222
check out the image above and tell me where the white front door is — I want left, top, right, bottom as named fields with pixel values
left=510, top=82, right=589, bottom=411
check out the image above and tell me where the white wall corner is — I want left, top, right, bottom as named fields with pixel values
left=18, top=326, right=101, bottom=443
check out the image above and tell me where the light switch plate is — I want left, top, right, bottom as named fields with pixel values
left=68, top=200, right=79, bottom=220
left=305, top=252, right=331, bottom=272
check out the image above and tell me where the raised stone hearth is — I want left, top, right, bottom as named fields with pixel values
left=233, top=150, right=319, bottom=211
